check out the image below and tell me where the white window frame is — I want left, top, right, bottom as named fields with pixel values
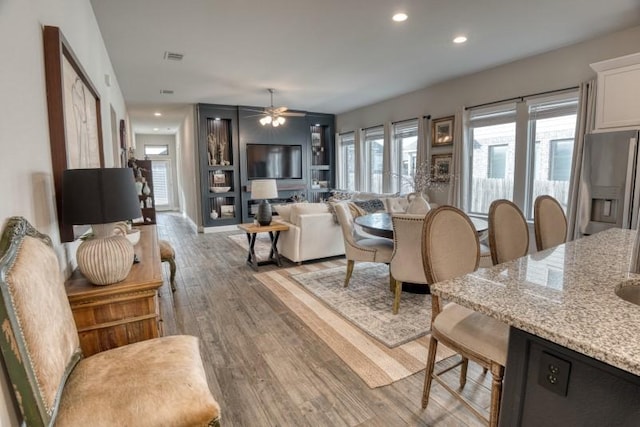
left=391, top=119, right=418, bottom=193
left=363, top=126, right=384, bottom=193
left=336, top=132, right=356, bottom=191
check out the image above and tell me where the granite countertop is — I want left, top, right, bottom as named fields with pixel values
left=431, top=228, right=640, bottom=376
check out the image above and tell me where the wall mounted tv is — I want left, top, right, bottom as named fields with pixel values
left=246, top=144, right=303, bottom=180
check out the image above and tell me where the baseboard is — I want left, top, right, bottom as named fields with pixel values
left=202, top=224, right=238, bottom=233
left=181, top=212, right=199, bottom=233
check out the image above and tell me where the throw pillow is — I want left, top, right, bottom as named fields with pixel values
left=347, top=202, right=367, bottom=218
left=325, top=201, right=339, bottom=224
left=328, top=189, right=353, bottom=202
left=352, top=198, right=385, bottom=213
left=274, top=204, right=292, bottom=222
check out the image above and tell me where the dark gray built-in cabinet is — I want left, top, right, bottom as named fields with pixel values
left=196, top=103, right=335, bottom=228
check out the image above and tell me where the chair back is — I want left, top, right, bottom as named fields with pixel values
left=0, top=217, right=82, bottom=426
left=488, top=199, right=529, bottom=265
left=334, top=202, right=358, bottom=247
left=421, top=206, right=480, bottom=284
left=534, top=195, right=567, bottom=251
left=390, top=214, right=428, bottom=284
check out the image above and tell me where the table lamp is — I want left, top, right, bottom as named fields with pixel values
left=251, top=179, right=278, bottom=226
left=63, top=168, right=141, bottom=285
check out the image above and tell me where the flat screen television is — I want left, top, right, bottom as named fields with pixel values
left=246, top=144, right=303, bottom=179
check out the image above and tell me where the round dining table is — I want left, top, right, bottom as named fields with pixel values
left=354, top=212, right=488, bottom=239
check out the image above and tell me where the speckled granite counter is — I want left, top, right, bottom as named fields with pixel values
left=431, top=227, right=640, bottom=377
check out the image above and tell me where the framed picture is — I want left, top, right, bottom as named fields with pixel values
left=220, top=205, right=235, bottom=218
left=432, top=154, right=452, bottom=182
left=43, top=26, right=104, bottom=242
left=432, top=116, right=455, bottom=146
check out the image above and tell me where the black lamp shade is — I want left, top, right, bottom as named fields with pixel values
left=62, top=168, right=141, bottom=225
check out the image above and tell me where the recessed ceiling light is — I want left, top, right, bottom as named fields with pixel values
left=153, top=128, right=159, bottom=131
left=154, top=112, right=162, bottom=117
left=453, top=35, right=468, bottom=44
left=392, top=13, right=408, bottom=22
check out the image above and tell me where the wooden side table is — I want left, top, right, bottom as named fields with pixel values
left=65, top=225, right=164, bottom=356
left=237, top=222, right=289, bottom=270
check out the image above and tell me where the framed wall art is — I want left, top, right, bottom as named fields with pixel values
left=43, top=25, right=104, bottom=242
left=431, top=116, right=455, bottom=146
left=431, top=154, right=452, bottom=182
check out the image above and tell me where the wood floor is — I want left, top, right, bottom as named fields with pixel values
left=155, top=213, right=491, bottom=426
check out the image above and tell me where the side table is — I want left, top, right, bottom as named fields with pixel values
left=237, top=222, right=289, bottom=270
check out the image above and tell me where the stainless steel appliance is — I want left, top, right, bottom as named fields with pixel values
left=576, top=130, right=640, bottom=237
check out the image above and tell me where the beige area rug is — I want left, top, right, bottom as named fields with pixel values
left=229, top=233, right=273, bottom=260
left=254, top=261, right=456, bottom=388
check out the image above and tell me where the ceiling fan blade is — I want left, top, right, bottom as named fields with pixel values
left=272, top=106, right=288, bottom=114
left=282, top=111, right=306, bottom=117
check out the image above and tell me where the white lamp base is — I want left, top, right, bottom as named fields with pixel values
left=77, top=223, right=134, bottom=285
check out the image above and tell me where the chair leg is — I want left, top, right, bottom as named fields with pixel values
left=389, top=273, right=395, bottom=292
left=344, top=260, right=355, bottom=287
left=489, top=363, right=505, bottom=427
left=392, top=280, right=402, bottom=315
left=422, top=336, right=439, bottom=409
left=459, top=357, right=469, bottom=388
left=168, top=258, right=177, bottom=292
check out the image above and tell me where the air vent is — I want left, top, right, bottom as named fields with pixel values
left=163, top=51, right=184, bottom=61
left=160, top=89, right=174, bottom=95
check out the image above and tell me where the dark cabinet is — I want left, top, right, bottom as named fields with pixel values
left=129, top=159, right=156, bottom=224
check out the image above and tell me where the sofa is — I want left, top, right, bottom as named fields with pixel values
left=274, top=192, right=436, bottom=263
left=275, top=203, right=345, bottom=263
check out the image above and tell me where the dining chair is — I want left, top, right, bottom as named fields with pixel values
left=334, top=202, right=394, bottom=287
left=0, top=217, right=221, bottom=426
left=389, top=213, right=429, bottom=314
left=421, top=206, right=509, bottom=427
left=488, top=199, right=529, bottom=265
left=534, top=195, right=567, bottom=251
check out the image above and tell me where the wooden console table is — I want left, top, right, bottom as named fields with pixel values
left=65, top=225, right=164, bottom=356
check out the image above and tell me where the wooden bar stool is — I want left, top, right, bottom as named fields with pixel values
left=159, top=239, right=177, bottom=292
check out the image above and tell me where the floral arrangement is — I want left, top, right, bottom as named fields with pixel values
left=390, top=160, right=450, bottom=194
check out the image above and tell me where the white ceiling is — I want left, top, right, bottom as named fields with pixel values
left=90, top=0, right=640, bottom=135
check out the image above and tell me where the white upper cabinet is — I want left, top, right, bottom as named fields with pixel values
left=591, top=52, right=640, bottom=130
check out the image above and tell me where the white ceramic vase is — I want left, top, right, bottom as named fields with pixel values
left=406, top=192, right=431, bottom=214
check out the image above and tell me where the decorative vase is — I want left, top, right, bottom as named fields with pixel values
left=135, top=181, right=144, bottom=196
left=142, top=181, right=151, bottom=196
left=406, top=192, right=431, bottom=214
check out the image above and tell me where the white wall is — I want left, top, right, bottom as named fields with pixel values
left=337, top=25, right=640, bottom=205
left=0, top=0, right=126, bottom=424
left=176, top=106, right=200, bottom=229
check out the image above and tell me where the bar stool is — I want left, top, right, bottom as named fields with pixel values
left=159, top=239, right=177, bottom=292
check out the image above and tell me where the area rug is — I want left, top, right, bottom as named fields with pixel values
left=254, top=261, right=456, bottom=388
left=229, top=233, right=273, bottom=260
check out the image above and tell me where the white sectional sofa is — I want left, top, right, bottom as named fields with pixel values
left=275, top=203, right=345, bottom=263
left=273, top=192, right=436, bottom=263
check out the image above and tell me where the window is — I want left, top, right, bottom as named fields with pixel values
left=528, top=97, right=578, bottom=218
left=144, top=145, right=169, bottom=156
left=466, top=91, right=578, bottom=217
left=488, top=145, right=508, bottom=179
left=363, top=126, right=384, bottom=193
left=468, top=104, right=516, bottom=214
left=337, top=132, right=356, bottom=191
left=391, top=119, right=418, bottom=193
left=151, top=160, right=172, bottom=208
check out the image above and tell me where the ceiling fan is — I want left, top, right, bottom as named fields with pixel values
left=253, top=89, right=305, bottom=127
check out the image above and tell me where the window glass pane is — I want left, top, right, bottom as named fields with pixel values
left=392, top=120, right=418, bottom=193
left=144, top=145, right=169, bottom=156
left=529, top=114, right=577, bottom=218
left=338, top=133, right=355, bottom=191
left=151, top=160, right=170, bottom=207
left=470, top=123, right=516, bottom=214
left=364, top=126, right=384, bottom=193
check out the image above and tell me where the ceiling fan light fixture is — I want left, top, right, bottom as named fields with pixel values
left=272, top=119, right=280, bottom=128
left=277, top=116, right=285, bottom=125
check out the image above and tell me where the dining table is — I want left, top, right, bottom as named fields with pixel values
left=354, top=211, right=488, bottom=239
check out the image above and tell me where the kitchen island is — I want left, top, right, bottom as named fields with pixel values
left=431, top=228, right=640, bottom=426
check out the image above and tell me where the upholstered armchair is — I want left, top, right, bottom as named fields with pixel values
left=0, top=217, right=220, bottom=426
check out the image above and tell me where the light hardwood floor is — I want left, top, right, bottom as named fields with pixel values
left=156, top=213, right=491, bottom=426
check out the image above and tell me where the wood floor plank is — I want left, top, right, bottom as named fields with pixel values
left=155, top=212, right=493, bottom=426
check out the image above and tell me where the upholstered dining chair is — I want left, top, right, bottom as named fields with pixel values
left=421, top=206, right=509, bottom=427
left=534, top=195, right=567, bottom=251
left=389, top=213, right=429, bottom=314
left=488, top=199, right=529, bottom=265
left=334, top=202, right=394, bottom=288
left=0, top=217, right=220, bottom=426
